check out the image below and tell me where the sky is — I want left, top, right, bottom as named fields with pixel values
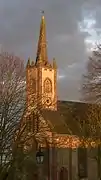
left=0, top=0, right=101, bottom=101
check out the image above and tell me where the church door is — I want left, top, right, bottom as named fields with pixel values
left=59, top=167, right=68, bottom=180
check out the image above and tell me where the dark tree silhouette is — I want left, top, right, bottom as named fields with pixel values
left=0, top=52, right=25, bottom=179
left=81, top=45, right=101, bottom=103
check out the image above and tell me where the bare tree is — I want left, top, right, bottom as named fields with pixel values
left=80, top=44, right=101, bottom=179
left=81, top=45, right=101, bottom=103
left=0, top=52, right=26, bottom=179
left=0, top=52, right=57, bottom=180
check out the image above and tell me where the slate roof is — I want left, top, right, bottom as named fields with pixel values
left=41, top=100, right=83, bottom=135
left=42, top=100, right=101, bottom=138
left=41, top=109, right=70, bottom=134
left=57, top=100, right=88, bottom=136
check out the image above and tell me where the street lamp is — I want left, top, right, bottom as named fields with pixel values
left=36, top=147, right=44, bottom=164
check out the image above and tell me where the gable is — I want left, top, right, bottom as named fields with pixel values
left=16, top=100, right=101, bottom=149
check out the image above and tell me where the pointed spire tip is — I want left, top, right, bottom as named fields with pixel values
left=36, top=10, right=47, bottom=65
left=41, top=10, right=45, bottom=19
left=26, top=57, right=31, bottom=68
left=53, top=57, right=57, bottom=69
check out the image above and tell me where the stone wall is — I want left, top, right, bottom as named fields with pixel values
left=54, top=147, right=97, bottom=180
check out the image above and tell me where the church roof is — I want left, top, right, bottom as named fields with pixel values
left=57, top=100, right=87, bottom=136
left=42, top=100, right=101, bottom=139
left=42, top=109, right=70, bottom=134
left=18, top=100, right=101, bottom=149
left=41, top=101, right=83, bottom=135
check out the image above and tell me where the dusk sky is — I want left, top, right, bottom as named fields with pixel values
left=0, top=0, right=101, bottom=101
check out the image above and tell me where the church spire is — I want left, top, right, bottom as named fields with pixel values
left=36, top=11, right=48, bottom=65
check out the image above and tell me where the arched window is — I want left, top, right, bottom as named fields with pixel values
left=43, top=78, right=52, bottom=93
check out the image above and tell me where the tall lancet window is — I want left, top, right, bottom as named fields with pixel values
left=44, top=78, right=52, bottom=93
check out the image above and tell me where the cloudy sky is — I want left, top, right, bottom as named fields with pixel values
left=0, top=0, right=101, bottom=101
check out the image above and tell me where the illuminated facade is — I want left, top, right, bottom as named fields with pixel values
left=18, top=13, right=98, bottom=180
left=26, top=14, right=57, bottom=111
left=25, top=13, right=97, bottom=149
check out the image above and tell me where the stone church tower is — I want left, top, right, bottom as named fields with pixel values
left=26, top=13, right=57, bottom=111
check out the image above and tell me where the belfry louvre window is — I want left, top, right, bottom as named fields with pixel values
left=30, top=79, right=36, bottom=93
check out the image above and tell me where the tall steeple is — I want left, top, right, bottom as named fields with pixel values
left=26, top=13, right=57, bottom=111
left=36, top=11, right=48, bottom=65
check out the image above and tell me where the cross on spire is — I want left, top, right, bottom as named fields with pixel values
left=41, top=10, right=44, bottom=15
left=41, top=10, right=45, bottom=20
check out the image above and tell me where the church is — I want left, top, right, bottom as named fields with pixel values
left=17, top=13, right=99, bottom=180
